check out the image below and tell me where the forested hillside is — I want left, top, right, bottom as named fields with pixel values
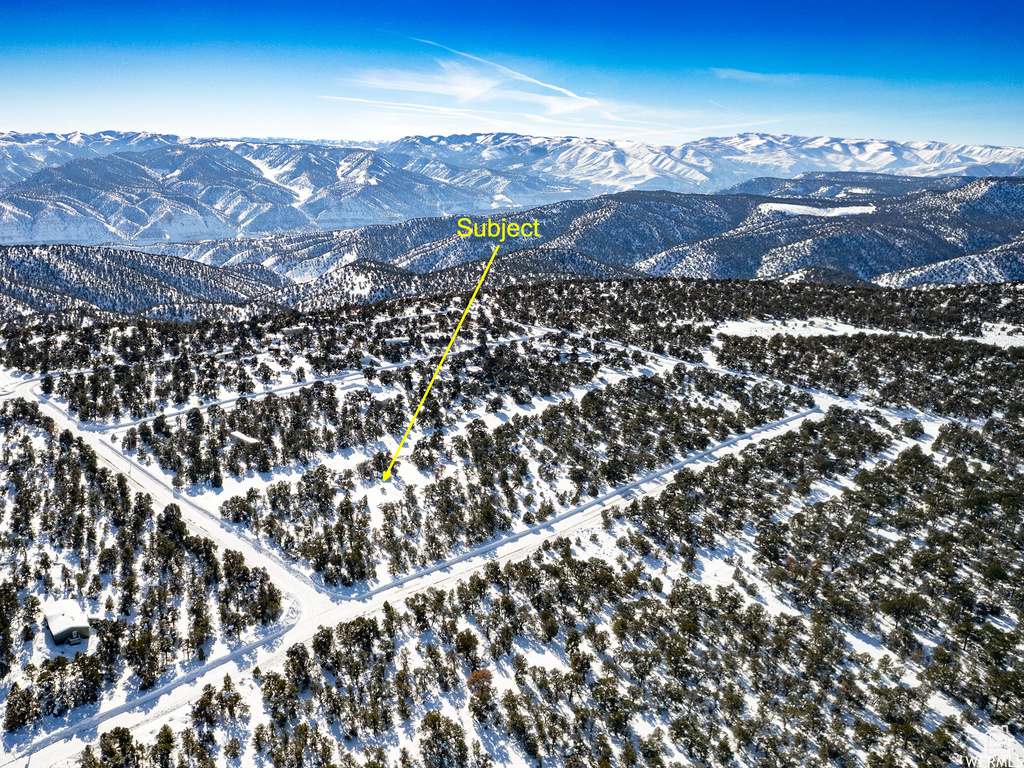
left=0, top=275, right=1020, bottom=767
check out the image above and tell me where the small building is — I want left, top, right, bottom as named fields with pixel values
left=44, top=599, right=90, bottom=646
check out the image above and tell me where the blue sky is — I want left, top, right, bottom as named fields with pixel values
left=2, top=0, right=1023, bottom=146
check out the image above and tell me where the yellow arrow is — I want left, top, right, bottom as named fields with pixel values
left=382, top=244, right=500, bottom=482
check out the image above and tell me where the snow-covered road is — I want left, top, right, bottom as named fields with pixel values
left=0, top=367, right=823, bottom=767
left=45, top=330, right=547, bottom=436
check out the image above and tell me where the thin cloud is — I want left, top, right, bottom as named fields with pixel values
left=316, top=95, right=511, bottom=127
left=349, top=61, right=500, bottom=103
left=322, top=40, right=793, bottom=142
left=318, top=94, right=789, bottom=141
left=321, top=94, right=638, bottom=134
left=663, top=117, right=791, bottom=134
left=412, top=37, right=599, bottom=107
left=349, top=47, right=597, bottom=118
left=711, top=68, right=801, bottom=85
left=708, top=99, right=753, bottom=118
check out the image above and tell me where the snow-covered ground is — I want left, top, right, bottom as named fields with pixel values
left=1, top=312, right=1021, bottom=767
left=712, top=317, right=1024, bottom=346
left=0, top=332, right=812, bottom=766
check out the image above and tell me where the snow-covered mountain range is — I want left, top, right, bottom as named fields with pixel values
left=131, top=176, right=1024, bottom=306
left=2, top=130, right=1024, bottom=245
left=385, top=132, right=1024, bottom=195
left=0, top=130, right=182, bottom=186
left=5, top=174, right=1018, bottom=321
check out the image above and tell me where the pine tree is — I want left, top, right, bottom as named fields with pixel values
left=419, top=711, right=469, bottom=768
left=150, top=724, right=176, bottom=768
left=3, top=683, right=40, bottom=731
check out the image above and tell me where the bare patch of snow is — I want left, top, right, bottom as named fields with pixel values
left=759, top=202, right=876, bottom=217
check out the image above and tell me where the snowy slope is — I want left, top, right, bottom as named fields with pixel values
left=717, top=170, right=974, bottom=198
left=135, top=179, right=1024, bottom=289
left=875, top=236, right=1024, bottom=287
left=0, top=244, right=288, bottom=320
